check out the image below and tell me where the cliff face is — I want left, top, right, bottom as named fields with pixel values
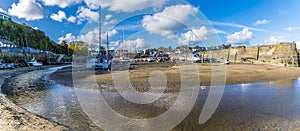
left=201, top=42, right=299, bottom=67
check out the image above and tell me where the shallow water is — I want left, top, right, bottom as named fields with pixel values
left=3, top=67, right=300, bottom=130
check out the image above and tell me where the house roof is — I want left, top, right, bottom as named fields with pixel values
left=0, top=39, right=16, bottom=47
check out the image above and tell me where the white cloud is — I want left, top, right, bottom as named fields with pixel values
left=33, top=27, right=39, bottom=30
left=285, top=26, right=300, bottom=32
left=8, top=0, right=44, bottom=21
left=107, top=41, right=121, bottom=50
left=210, top=21, right=266, bottom=32
left=58, top=33, right=77, bottom=43
left=264, top=36, right=284, bottom=44
left=226, top=28, right=253, bottom=44
left=142, top=4, right=198, bottom=37
left=121, top=38, right=147, bottom=51
left=77, top=29, right=118, bottom=50
left=179, top=26, right=208, bottom=45
left=191, top=26, right=209, bottom=41
left=103, top=14, right=116, bottom=26
left=253, top=19, right=270, bottom=26
left=76, top=7, right=99, bottom=24
left=50, top=10, right=67, bottom=22
left=84, top=0, right=112, bottom=10
left=0, top=8, right=7, bottom=13
left=109, top=0, right=168, bottom=12
left=42, top=0, right=82, bottom=8
left=78, top=29, right=99, bottom=44
left=107, top=38, right=146, bottom=51
left=105, top=29, right=118, bottom=38
left=104, top=19, right=117, bottom=26
left=209, top=29, right=228, bottom=34
left=296, top=40, right=300, bottom=49
left=50, top=11, right=77, bottom=23
left=60, top=29, right=118, bottom=45
left=67, top=16, right=77, bottom=23
left=105, top=14, right=113, bottom=20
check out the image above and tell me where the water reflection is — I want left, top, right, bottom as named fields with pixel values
left=3, top=68, right=300, bottom=130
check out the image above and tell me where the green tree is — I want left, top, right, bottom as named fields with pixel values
left=194, top=45, right=200, bottom=49
left=68, top=42, right=75, bottom=56
left=158, top=46, right=165, bottom=51
left=0, top=19, right=64, bottom=54
left=223, top=44, right=232, bottom=49
left=60, top=40, right=68, bottom=55
left=73, top=41, right=89, bottom=56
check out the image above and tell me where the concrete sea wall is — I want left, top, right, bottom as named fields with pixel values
left=199, top=42, right=299, bottom=67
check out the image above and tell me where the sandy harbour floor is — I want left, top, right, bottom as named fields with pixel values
left=2, top=63, right=300, bottom=130
left=0, top=67, right=68, bottom=131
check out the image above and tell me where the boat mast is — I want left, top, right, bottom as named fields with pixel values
left=98, top=6, right=102, bottom=56
left=118, top=36, right=121, bottom=57
left=122, top=29, right=124, bottom=56
left=106, top=29, right=109, bottom=56
left=189, top=31, right=192, bottom=47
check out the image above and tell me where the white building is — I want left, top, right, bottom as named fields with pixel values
left=0, top=39, right=17, bottom=48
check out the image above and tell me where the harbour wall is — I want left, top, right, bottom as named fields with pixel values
left=200, top=42, right=299, bottom=67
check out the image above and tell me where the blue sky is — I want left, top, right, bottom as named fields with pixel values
left=1, top=0, right=300, bottom=50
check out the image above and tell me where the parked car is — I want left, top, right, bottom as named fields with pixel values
left=86, top=58, right=110, bottom=70
left=0, top=60, right=4, bottom=69
left=28, top=59, right=43, bottom=67
left=18, top=60, right=29, bottom=67
left=0, top=62, right=15, bottom=69
left=12, top=61, right=21, bottom=68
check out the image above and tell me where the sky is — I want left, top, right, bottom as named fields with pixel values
left=1, top=0, right=300, bottom=50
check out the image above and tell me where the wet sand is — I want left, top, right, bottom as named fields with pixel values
left=47, top=62, right=300, bottom=94
left=48, top=63, right=300, bottom=130
left=0, top=67, right=68, bottom=131
left=3, top=63, right=300, bottom=130
left=67, top=63, right=300, bottom=87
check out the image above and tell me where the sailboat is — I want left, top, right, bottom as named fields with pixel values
left=119, top=29, right=130, bottom=62
left=86, top=6, right=111, bottom=70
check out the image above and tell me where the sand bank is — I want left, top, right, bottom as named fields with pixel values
left=92, top=63, right=300, bottom=86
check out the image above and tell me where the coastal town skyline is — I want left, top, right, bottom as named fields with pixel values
left=1, top=0, right=300, bottom=49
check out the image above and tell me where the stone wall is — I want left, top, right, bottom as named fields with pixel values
left=198, top=42, right=299, bottom=67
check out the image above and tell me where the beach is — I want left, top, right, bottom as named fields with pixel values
left=48, top=63, right=300, bottom=130
left=0, top=67, right=68, bottom=131
left=2, top=63, right=300, bottom=130
left=79, top=63, right=300, bottom=87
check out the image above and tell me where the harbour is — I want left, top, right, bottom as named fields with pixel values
left=1, top=65, right=300, bottom=130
